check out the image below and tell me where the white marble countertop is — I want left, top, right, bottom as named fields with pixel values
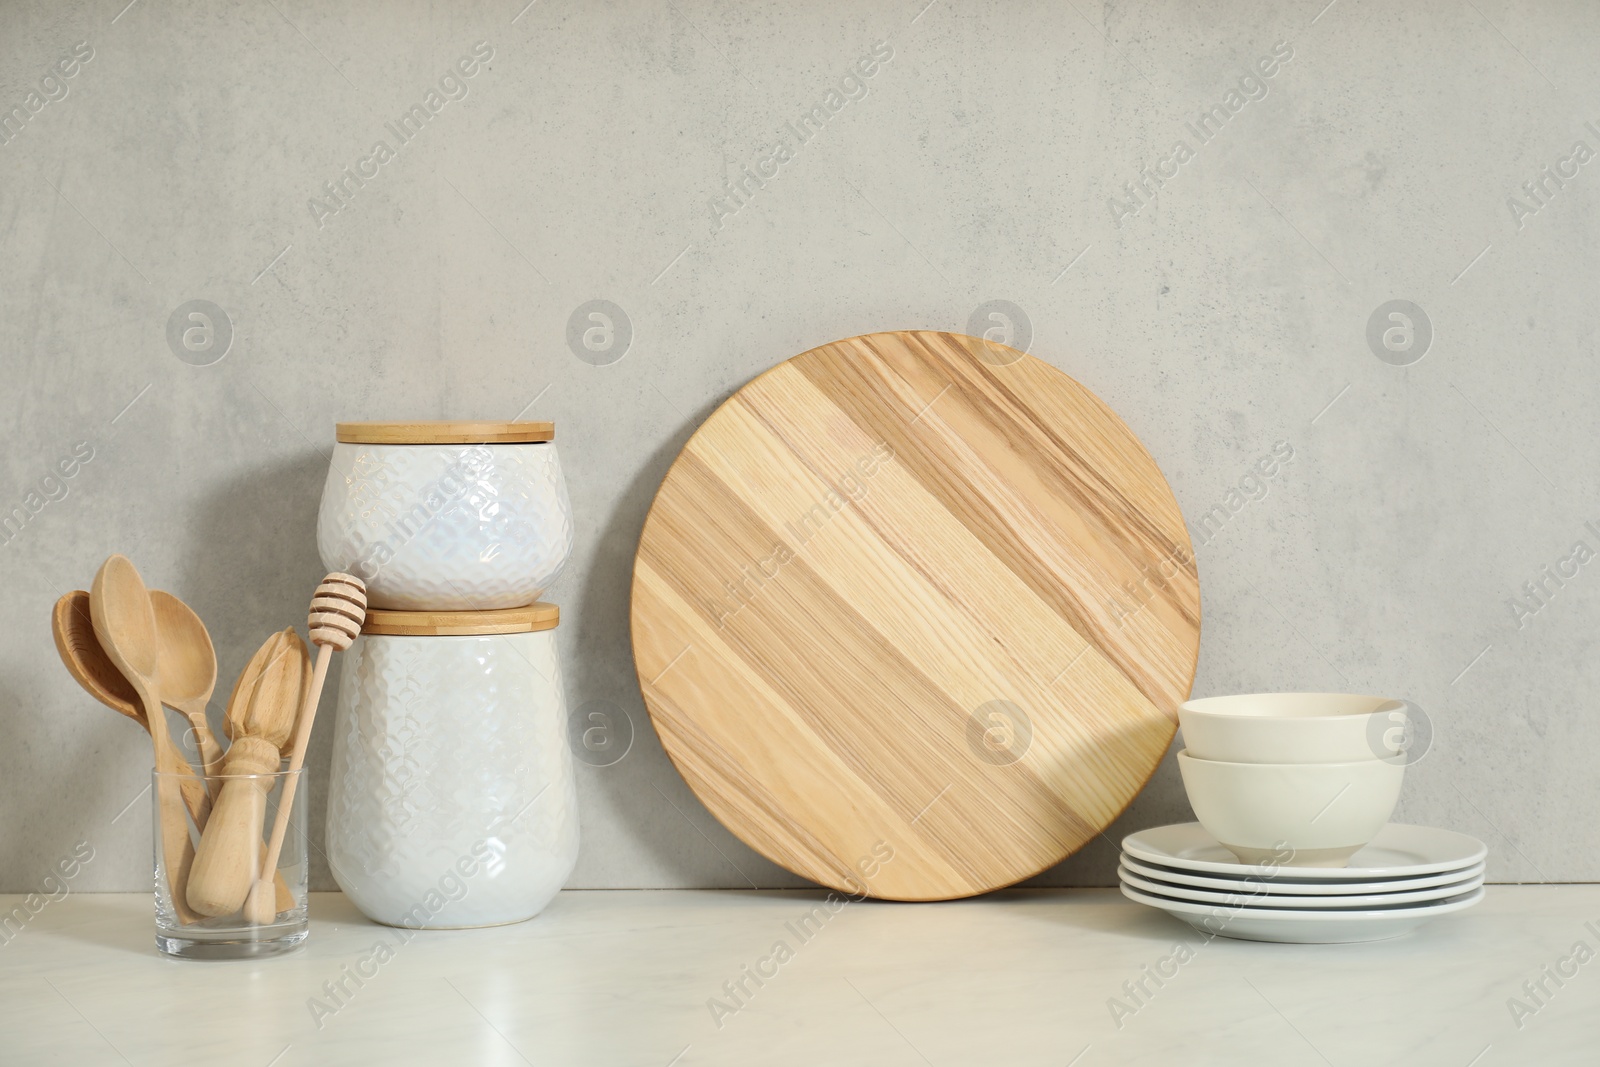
left=1, top=887, right=1593, bottom=1065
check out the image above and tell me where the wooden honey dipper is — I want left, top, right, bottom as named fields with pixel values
left=241, top=573, right=366, bottom=925
left=185, top=628, right=309, bottom=917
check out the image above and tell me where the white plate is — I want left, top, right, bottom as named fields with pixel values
left=1119, top=883, right=1486, bottom=944
left=1119, top=854, right=1487, bottom=895
left=1122, top=823, right=1487, bottom=880
left=1118, top=865, right=1484, bottom=909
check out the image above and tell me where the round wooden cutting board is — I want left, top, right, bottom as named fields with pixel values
left=631, top=331, right=1200, bottom=900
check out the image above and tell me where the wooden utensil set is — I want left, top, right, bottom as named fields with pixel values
left=51, top=555, right=366, bottom=926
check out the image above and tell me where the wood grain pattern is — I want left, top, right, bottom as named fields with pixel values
left=631, top=332, right=1200, bottom=901
left=52, top=592, right=294, bottom=913
left=187, top=629, right=309, bottom=917
left=361, top=603, right=559, bottom=636
left=336, top=421, right=555, bottom=445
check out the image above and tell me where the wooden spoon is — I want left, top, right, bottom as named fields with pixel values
left=89, top=555, right=199, bottom=925
left=187, top=629, right=309, bottom=918
left=52, top=591, right=209, bottom=825
left=150, top=591, right=223, bottom=798
left=52, top=592, right=297, bottom=914
left=242, top=574, right=366, bottom=925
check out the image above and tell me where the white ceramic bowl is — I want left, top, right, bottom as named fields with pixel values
left=1176, top=750, right=1405, bottom=867
left=1178, top=692, right=1408, bottom=764
left=318, top=438, right=573, bottom=610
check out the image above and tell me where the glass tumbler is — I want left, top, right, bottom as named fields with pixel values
left=153, top=767, right=308, bottom=959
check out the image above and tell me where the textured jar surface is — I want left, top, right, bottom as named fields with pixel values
left=317, top=441, right=574, bottom=610
left=327, top=631, right=580, bottom=928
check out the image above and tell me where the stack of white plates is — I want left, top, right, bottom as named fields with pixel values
left=1120, top=823, right=1488, bottom=944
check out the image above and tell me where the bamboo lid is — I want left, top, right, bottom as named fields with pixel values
left=361, top=603, right=559, bottom=636
left=337, top=421, right=555, bottom=445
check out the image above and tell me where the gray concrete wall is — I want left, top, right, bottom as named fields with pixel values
left=2, top=0, right=1593, bottom=890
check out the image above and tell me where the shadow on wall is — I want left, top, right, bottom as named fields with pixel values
left=184, top=448, right=333, bottom=883
left=1023, top=730, right=1195, bottom=889
left=2, top=666, right=140, bottom=883
left=575, top=388, right=808, bottom=889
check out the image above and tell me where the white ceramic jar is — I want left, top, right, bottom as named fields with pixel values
left=326, top=605, right=579, bottom=928
left=317, top=421, right=573, bottom=611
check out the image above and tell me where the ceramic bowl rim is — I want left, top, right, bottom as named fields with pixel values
left=1175, top=749, right=1404, bottom=773
left=1180, top=692, right=1405, bottom=723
